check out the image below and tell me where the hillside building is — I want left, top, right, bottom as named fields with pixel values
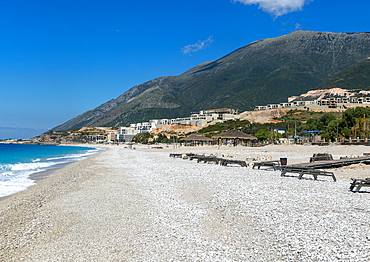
left=106, top=130, right=118, bottom=142
left=273, top=128, right=286, bottom=135
left=171, top=108, right=240, bottom=126
left=117, top=127, right=140, bottom=143
left=254, top=88, right=370, bottom=111
left=114, top=107, right=240, bottom=143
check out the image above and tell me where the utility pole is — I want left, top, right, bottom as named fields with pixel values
left=270, top=127, right=273, bottom=144
left=173, top=126, right=176, bottom=148
left=294, top=121, right=296, bottom=136
left=295, top=121, right=297, bottom=143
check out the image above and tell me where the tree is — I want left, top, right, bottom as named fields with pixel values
left=341, top=128, right=351, bottom=138
left=318, top=113, right=336, bottom=129
left=132, top=132, right=153, bottom=144
left=343, top=108, right=356, bottom=128
left=255, top=127, right=270, bottom=141
left=327, top=120, right=339, bottom=140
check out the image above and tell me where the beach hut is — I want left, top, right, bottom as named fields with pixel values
left=179, top=132, right=213, bottom=146
left=212, top=129, right=257, bottom=146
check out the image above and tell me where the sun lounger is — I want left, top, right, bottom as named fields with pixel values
left=169, top=153, right=183, bottom=158
left=170, top=153, right=197, bottom=158
left=197, top=156, right=220, bottom=164
left=349, top=178, right=370, bottom=192
left=309, top=153, right=333, bottom=162
left=186, top=153, right=196, bottom=157
left=252, top=160, right=282, bottom=171
left=219, top=159, right=247, bottom=167
left=189, top=155, right=205, bottom=161
left=281, top=166, right=336, bottom=181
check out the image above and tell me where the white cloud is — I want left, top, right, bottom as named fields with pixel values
left=295, top=23, right=302, bottom=30
left=181, top=36, right=214, bottom=55
left=234, top=0, right=311, bottom=17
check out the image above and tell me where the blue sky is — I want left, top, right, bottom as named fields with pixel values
left=1, top=0, right=369, bottom=139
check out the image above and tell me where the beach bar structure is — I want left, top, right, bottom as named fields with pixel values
left=179, top=133, right=214, bottom=146
left=212, top=129, right=258, bottom=146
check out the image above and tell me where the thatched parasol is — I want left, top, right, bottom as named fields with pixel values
left=180, top=132, right=213, bottom=142
left=212, top=129, right=257, bottom=146
left=212, top=129, right=257, bottom=140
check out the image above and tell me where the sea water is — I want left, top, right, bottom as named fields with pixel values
left=0, top=144, right=100, bottom=198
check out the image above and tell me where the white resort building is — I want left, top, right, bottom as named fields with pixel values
left=107, top=108, right=240, bottom=143
left=171, top=108, right=240, bottom=126
left=254, top=88, right=370, bottom=111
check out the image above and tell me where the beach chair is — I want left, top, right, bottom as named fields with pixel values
left=252, top=160, right=282, bottom=171
left=309, top=153, right=333, bottom=162
left=281, top=166, right=336, bottom=181
left=195, top=156, right=220, bottom=164
left=219, top=159, right=247, bottom=167
left=349, top=178, right=370, bottom=192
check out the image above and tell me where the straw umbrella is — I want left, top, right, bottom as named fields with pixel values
left=179, top=132, right=213, bottom=146
left=212, top=129, right=257, bottom=146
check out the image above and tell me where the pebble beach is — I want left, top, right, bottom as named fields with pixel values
left=1, top=144, right=370, bottom=261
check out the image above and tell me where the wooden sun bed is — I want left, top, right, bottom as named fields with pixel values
left=189, top=155, right=202, bottom=161
left=292, top=156, right=370, bottom=169
left=252, top=160, right=282, bottom=171
left=170, top=153, right=197, bottom=158
left=219, top=159, right=247, bottom=167
left=169, top=153, right=183, bottom=158
left=196, top=156, right=220, bottom=164
left=309, top=153, right=333, bottom=162
left=349, top=178, right=370, bottom=192
left=186, top=153, right=196, bottom=157
left=281, top=166, right=336, bottom=182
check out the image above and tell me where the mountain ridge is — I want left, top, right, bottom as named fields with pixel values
left=52, top=31, right=370, bottom=131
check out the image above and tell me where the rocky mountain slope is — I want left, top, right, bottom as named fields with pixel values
left=52, top=31, right=370, bottom=131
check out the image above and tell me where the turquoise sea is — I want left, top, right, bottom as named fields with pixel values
left=0, top=144, right=100, bottom=198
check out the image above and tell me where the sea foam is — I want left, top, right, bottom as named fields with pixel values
left=0, top=144, right=100, bottom=198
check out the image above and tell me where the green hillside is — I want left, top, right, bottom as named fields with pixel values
left=315, top=58, right=370, bottom=90
left=52, top=31, right=370, bottom=131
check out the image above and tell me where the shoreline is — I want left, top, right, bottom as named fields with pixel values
left=1, top=144, right=370, bottom=260
left=0, top=164, right=73, bottom=203
left=0, top=144, right=104, bottom=202
left=0, top=146, right=107, bottom=260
